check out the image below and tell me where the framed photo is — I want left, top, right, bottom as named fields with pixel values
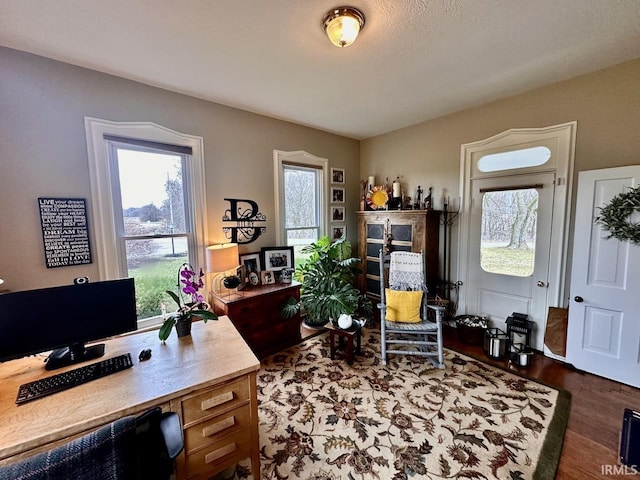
left=261, top=270, right=276, bottom=285
left=331, top=167, right=345, bottom=184
left=239, top=252, right=261, bottom=281
left=235, top=265, right=246, bottom=290
left=261, top=246, right=294, bottom=272
left=332, top=225, right=346, bottom=241
left=331, top=187, right=345, bottom=203
left=331, top=206, right=345, bottom=222
left=248, top=271, right=260, bottom=286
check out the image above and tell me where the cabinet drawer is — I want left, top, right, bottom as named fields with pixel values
left=230, top=293, right=291, bottom=326
left=182, top=378, right=249, bottom=425
left=185, top=429, right=251, bottom=478
left=184, top=405, right=251, bottom=454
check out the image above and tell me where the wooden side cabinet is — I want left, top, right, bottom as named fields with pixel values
left=357, top=210, right=440, bottom=299
left=210, top=282, right=302, bottom=360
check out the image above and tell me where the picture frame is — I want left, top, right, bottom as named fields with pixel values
left=331, top=187, right=345, bottom=203
left=261, top=246, right=294, bottom=272
left=239, top=252, right=261, bottom=281
left=331, top=167, right=345, bottom=184
left=331, top=225, right=346, bottom=241
left=248, top=271, right=260, bottom=286
left=235, top=265, right=246, bottom=290
left=331, top=206, right=345, bottom=222
left=261, top=270, right=276, bottom=285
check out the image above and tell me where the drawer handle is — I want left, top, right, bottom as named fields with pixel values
left=202, top=416, right=236, bottom=437
left=205, top=442, right=236, bottom=464
left=201, top=391, right=234, bottom=411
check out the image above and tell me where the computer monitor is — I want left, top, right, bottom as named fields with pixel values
left=0, top=278, right=137, bottom=370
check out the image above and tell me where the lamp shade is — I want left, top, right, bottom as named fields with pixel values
left=206, top=243, right=239, bottom=273
left=322, top=7, right=365, bottom=48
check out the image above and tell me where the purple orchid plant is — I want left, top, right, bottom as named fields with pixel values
left=159, top=263, right=217, bottom=342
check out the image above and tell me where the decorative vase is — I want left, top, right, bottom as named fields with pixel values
left=337, top=313, right=353, bottom=329
left=175, top=316, right=192, bottom=337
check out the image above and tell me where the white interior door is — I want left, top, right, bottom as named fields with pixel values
left=567, top=166, right=640, bottom=388
left=467, top=173, right=555, bottom=350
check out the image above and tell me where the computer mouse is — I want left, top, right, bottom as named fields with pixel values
left=138, top=348, right=152, bottom=361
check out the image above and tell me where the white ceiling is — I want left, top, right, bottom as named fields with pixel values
left=1, top=0, right=639, bottom=139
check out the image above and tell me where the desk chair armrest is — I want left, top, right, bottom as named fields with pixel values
left=160, top=412, right=183, bottom=460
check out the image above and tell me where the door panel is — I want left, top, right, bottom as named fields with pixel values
left=567, top=166, right=640, bottom=387
left=583, top=307, right=622, bottom=357
left=468, top=173, right=555, bottom=350
left=478, top=290, right=530, bottom=320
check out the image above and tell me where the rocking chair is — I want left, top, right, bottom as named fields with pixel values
left=378, top=249, right=445, bottom=368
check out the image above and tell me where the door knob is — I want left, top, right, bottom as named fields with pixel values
left=574, top=296, right=584, bottom=303
left=536, top=281, right=547, bottom=287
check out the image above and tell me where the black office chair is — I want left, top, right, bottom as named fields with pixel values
left=0, top=407, right=183, bottom=480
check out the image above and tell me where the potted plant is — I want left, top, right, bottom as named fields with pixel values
left=159, top=263, right=218, bottom=341
left=282, top=236, right=372, bottom=328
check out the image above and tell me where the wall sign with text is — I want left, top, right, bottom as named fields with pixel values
left=38, top=197, right=92, bottom=268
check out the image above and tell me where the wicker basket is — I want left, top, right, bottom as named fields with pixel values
left=455, top=315, right=486, bottom=345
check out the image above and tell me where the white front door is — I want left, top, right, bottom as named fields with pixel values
left=467, top=173, right=555, bottom=350
left=458, top=122, right=576, bottom=354
left=567, top=166, right=640, bottom=388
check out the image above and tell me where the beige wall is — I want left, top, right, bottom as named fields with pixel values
left=2, top=45, right=638, bottom=296
left=361, top=58, right=640, bottom=299
left=0, top=47, right=360, bottom=291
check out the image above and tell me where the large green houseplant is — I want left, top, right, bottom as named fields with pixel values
left=282, top=236, right=372, bottom=327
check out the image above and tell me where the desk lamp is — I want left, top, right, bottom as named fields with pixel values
left=206, top=243, right=240, bottom=296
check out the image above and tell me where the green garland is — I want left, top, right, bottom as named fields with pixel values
left=595, top=185, right=640, bottom=245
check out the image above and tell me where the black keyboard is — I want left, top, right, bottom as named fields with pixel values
left=16, top=353, right=134, bottom=405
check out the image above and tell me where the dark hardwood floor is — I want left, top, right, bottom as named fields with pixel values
left=300, top=322, right=640, bottom=478
left=442, top=325, right=640, bottom=479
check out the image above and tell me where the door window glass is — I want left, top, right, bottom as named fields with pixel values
left=480, top=188, right=539, bottom=276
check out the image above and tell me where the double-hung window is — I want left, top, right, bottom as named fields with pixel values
left=85, top=119, right=207, bottom=327
left=274, top=150, right=328, bottom=265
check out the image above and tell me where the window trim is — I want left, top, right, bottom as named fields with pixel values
left=273, top=150, right=329, bottom=245
left=84, top=117, right=209, bottom=281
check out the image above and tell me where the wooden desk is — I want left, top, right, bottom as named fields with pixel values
left=0, top=316, right=260, bottom=480
left=210, top=282, right=302, bottom=359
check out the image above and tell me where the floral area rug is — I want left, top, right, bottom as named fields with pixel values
left=226, top=329, right=570, bottom=480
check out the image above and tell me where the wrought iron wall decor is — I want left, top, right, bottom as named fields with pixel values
left=222, top=198, right=266, bottom=244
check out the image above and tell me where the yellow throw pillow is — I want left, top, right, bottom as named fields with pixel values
left=385, top=289, right=423, bottom=323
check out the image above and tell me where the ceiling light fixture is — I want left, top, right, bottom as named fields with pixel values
left=322, top=6, right=365, bottom=48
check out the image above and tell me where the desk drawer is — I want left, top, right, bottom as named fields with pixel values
left=182, top=378, right=249, bottom=425
left=185, top=429, right=251, bottom=479
left=184, top=405, right=251, bottom=453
